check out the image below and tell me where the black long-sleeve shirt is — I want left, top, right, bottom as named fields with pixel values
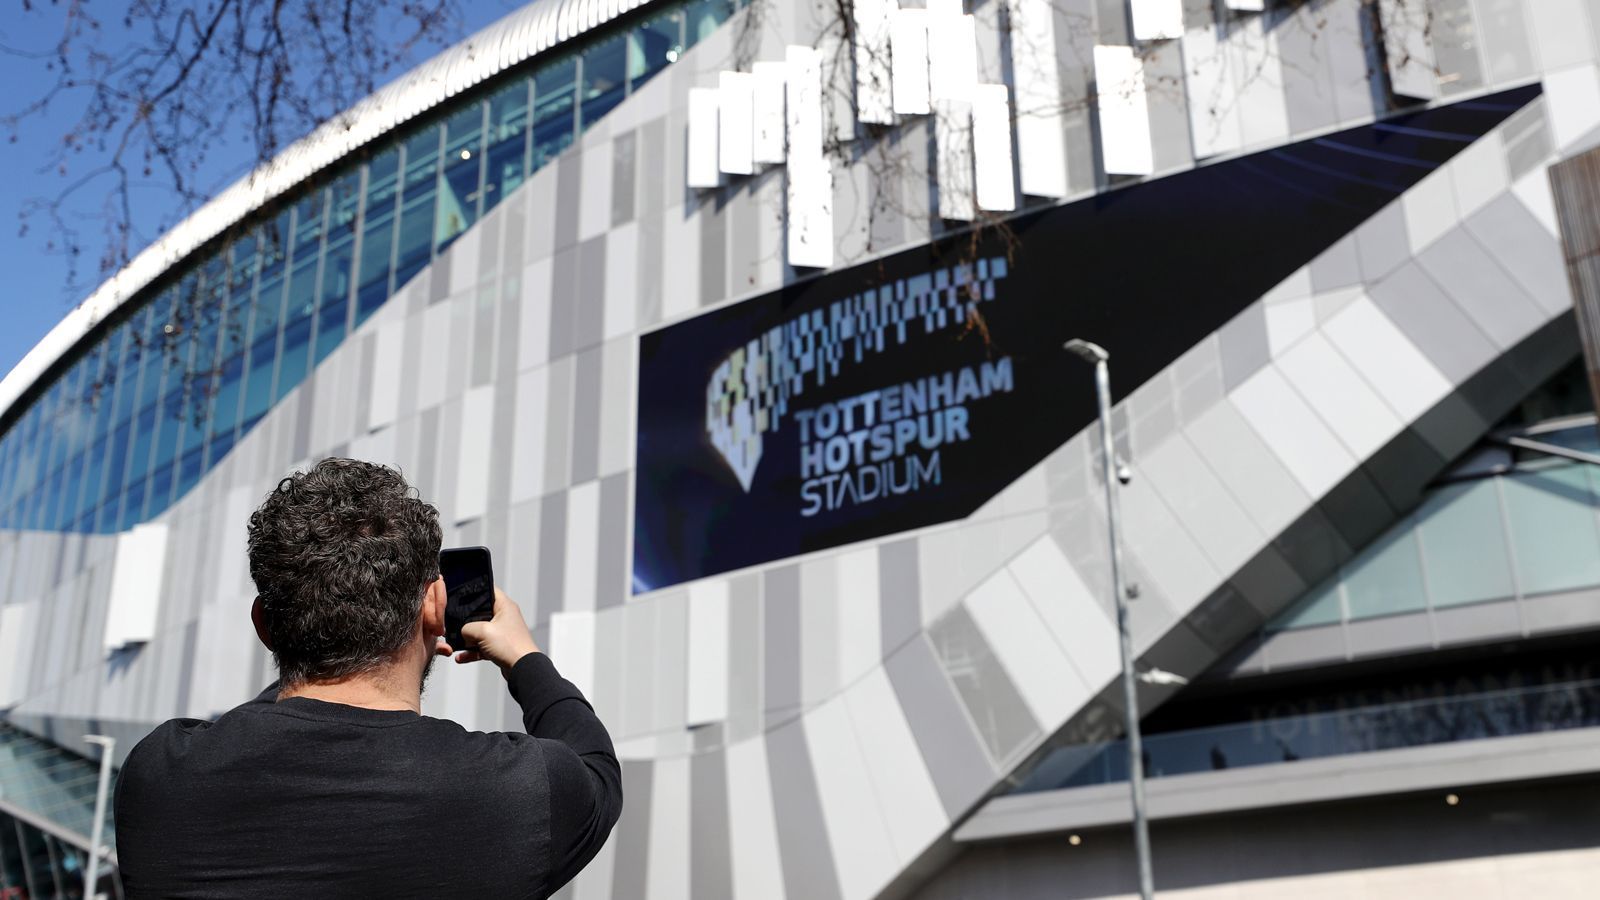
left=114, top=652, right=621, bottom=899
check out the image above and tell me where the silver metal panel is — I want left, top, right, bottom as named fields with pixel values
left=854, top=0, right=896, bottom=125
left=971, top=84, right=1016, bottom=212
left=1009, top=0, right=1067, bottom=197
left=753, top=61, right=788, bottom=164
left=1130, top=0, right=1183, bottom=42
left=935, top=99, right=976, bottom=221
left=719, top=71, right=756, bottom=176
left=786, top=45, right=825, bottom=164
left=1094, top=44, right=1155, bottom=176
left=688, top=88, right=723, bottom=189
left=889, top=9, right=931, bottom=116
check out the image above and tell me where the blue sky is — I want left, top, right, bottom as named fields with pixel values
left=0, top=1, right=523, bottom=382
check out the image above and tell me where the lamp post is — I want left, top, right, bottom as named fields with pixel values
left=83, top=734, right=115, bottom=900
left=1064, top=339, right=1154, bottom=900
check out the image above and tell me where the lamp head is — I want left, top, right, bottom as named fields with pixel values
left=1064, top=339, right=1109, bottom=363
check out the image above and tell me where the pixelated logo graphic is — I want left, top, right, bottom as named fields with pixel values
left=705, top=256, right=1010, bottom=494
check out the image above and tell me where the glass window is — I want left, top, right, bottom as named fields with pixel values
left=580, top=34, right=628, bottom=127
left=684, top=0, right=734, bottom=46
left=1502, top=466, right=1600, bottom=595
left=275, top=313, right=314, bottom=403
left=317, top=172, right=360, bottom=364
left=1342, top=527, right=1428, bottom=620
left=531, top=59, right=577, bottom=173
left=356, top=148, right=400, bottom=325
left=437, top=103, right=485, bottom=253
left=1272, top=575, right=1344, bottom=631
left=1415, top=480, right=1515, bottom=608
left=394, top=124, right=441, bottom=289
left=629, top=9, right=683, bottom=91
left=484, top=80, right=531, bottom=213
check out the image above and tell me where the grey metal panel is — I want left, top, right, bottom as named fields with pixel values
left=689, top=749, right=734, bottom=900
left=594, top=473, right=629, bottom=608
left=1464, top=194, right=1572, bottom=316
left=569, top=347, right=603, bottom=485
left=727, top=573, right=764, bottom=741
left=699, top=195, right=728, bottom=307
left=1416, top=228, right=1546, bottom=347
left=763, top=565, right=802, bottom=721
left=1216, top=305, right=1270, bottom=392
left=536, top=490, right=568, bottom=619
left=878, top=538, right=922, bottom=657
left=1355, top=202, right=1412, bottom=284
left=576, top=234, right=608, bottom=351
left=612, top=129, right=638, bottom=227
left=609, top=760, right=655, bottom=900
left=550, top=245, right=580, bottom=360
left=1367, top=261, right=1497, bottom=382
left=766, top=718, right=844, bottom=900
left=554, top=140, right=584, bottom=253
left=926, top=605, right=1041, bottom=769
left=1343, top=610, right=1432, bottom=660
left=884, top=635, right=998, bottom=819
left=543, top=356, right=575, bottom=492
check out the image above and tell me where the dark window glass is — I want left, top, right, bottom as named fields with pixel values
left=275, top=314, right=313, bottom=403
left=581, top=34, right=628, bottom=127
left=394, top=124, right=441, bottom=289
left=629, top=9, right=683, bottom=91
left=176, top=444, right=204, bottom=498
left=484, top=80, right=531, bottom=213
left=531, top=59, right=577, bottom=172
left=118, top=475, right=146, bottom=531
left=684, top=0, right=735, bottom=46
left=356, top=148, right=400, bottom=325
left=147, top=459, right=175, bottom=519
left=437, top=102, right=485, bottom=253
left=151, top=389, right=184, bottom=480
left=240, top=333, right=278, bottom=432
left=96, top=421, right=132, bottom=530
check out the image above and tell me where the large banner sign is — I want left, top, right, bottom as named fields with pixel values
left=632, top=85, right=1539, bottom=593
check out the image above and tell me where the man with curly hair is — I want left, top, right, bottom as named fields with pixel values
left=113, top=458, right=621, bottom=898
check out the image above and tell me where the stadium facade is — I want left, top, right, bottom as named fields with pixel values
left=3, top=0, right=1600, bottom=896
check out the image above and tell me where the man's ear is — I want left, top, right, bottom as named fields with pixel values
left=250, top=597, right=274, bottom=651
left=421, top=577, right=447, bottom=639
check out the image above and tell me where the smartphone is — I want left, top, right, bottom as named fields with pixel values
left=440, top=546, right=496, bottom=652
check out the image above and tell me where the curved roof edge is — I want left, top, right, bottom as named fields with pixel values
left=0, top=0, right=657, bottom=424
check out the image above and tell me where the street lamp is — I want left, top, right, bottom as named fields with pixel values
left=83, top=734, right=116, bottom=900
left=1064, top=339, right=1154, bottom=900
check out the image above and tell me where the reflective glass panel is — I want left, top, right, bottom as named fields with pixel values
left=484, top=80, right=531, bottom=213
left=684, top=0, right=734, bottom=45
left=1502, top=465, right=1600, bottom=595
left=1416, top=479, right=1515, bottom=607
left=1271, top=575, right=1344, bottom=631
left=356, top=148, right=400, bottom=325
left=1342, top=527, right=1428, bottom=620
left=437, top=103, right=485, bottom=252
left=394, top=124, right=441, bottom=289
left=581, top=34, right=628, bottom=127
left=629, top=9, right=683, bottom=90
left=531, top=59, right=577, bottom=172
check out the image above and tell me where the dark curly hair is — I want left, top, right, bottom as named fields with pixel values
left=247, top=458, right=442, bottom=686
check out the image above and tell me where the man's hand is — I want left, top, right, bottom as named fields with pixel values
left=435, top=588, right=540, bottom=671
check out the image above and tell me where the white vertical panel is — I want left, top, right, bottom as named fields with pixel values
left=935, top=99, right=976, bottom=220
left=842, top=668, right=949, bottom=861
left=0, top=603, right=33, bottom=707
left=1378, top=0, right=1438, bottom=100
left=1224, top=0, right=1264, bottom=9
left=718, top=71, right=755, bottom=175
left=1006, top=537, right=1120, bottom=689
left=104, top=522, right=168, bottom=651
left=1093, top=45, right=1155, bottom=175
left=803, top=700, right=900, bottom=899
left=971, top=84, right=1016, bottom=212
left=646, top=757, right=691, bottom=900
left=834, top=548, right=881, bottom=686
left=819, top=35, right=856, bottom=142
left=1009, top=0, right=1068, bottom=197
left=686, top=87, right=721, bottom=188
left=965, top=570, right=1086, bottom=725
left=686, top=580, right=731, bottom=725
left=787, top=159, right=835, bottom=268
left=455, top=384, right=493, bottom=523
left=549, top=610, right=597, bottom=699
left=927, top=10, right=977, bottom=103
left=890, top=9, right=930, bottom=115
left=1182, top=22, right=1242, bottom=159
left=1130, top=0, right=1183, bottom=41
left=368, top=319, right=404, bottom=430
left=563, top=480, right=600, bottom=611
left=726, top=737, right=787, bottom=900
left=1229, top=15, right=1290, bottom=149
left=509, top=366, right=549, bottom=504
left=786, top=45, right=824, bottom=163
left=752, top=61, right=787, bottom=164
left=854, top=0, right=896, bottom=124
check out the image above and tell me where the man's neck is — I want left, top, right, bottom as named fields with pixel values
left=278, top=665, right=421, bottom=713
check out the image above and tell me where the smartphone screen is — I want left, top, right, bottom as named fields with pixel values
left=440, top=546, right=495, bottom=652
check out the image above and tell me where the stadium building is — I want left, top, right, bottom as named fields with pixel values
left=3, top=0, right=1600, bottom=895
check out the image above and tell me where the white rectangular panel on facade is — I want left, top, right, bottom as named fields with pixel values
left=1130, top=0, right=1184, bottom=41
left=1009, top=0, right=1067, bottom=197
left=1377, top=0, right=1438, bottom=100
left=935, top=99, right=976, bottom=221
left=1182, top=23, right=1240, bottom=159
left=819, top=35, right=856, bottom=143
left=752, top=61, right=787, bottom=163
left=787, top=159, right=835, bottom=268
left=926, top=10, right=977, bottom=103
left=1093, top=45, right=1155, bottom=176
left=786, top=45, right=824, bottom=163
left=687, top=87, right=721, bottom=188
left=685, top=581, right=731, bottom=726
left=718, top=71, right=756, bottom=175
left=890, top=9, right=931, bottom=116
left=1224, top=0, right=1264, bottom=10
left=854, top=0, right=895, bottom=124
left=105, top=522, right=169, bottom=651
left=971, top=84, right=1017, bottom=212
